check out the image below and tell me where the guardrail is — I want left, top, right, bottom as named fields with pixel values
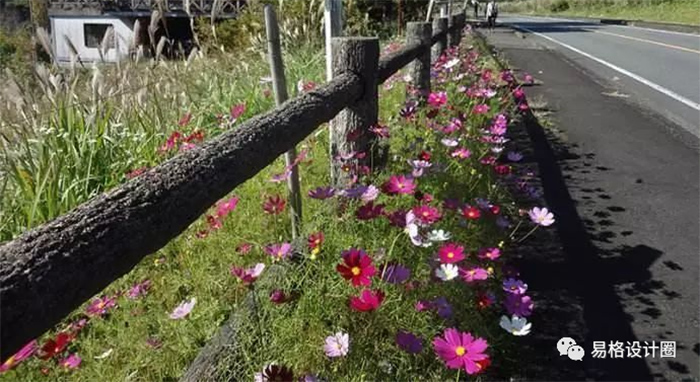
left=0, top=11, right=467, bottom=359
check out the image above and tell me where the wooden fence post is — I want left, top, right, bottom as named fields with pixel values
left=406, top=22, right=432, bottom=102
left=329, top=37, right=379, bottom=187
left=264, top=5, right=302, bottom=239
left=453, top=13, right=466, bottom=46
left=432, top=17, right=448, bottom=63
left=448, top=15, right=458, bottom=47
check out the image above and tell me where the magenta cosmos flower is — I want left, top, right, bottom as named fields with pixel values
left=396, top=331, right=423, bottom=354
left=433, top=328, right=489, bottom=375
left=356, top=201, right=385, bottom=220
left=169, top=297, right=196, bottom=319
left=0, top=340, right=37, bottom=372
left=473, top=104, right=490, bottom=114
left=412, top=205, right=441, bottom=225
left=231, top=263, right=265, bottom=284
left=216, top=196, right=239, bottom=218
left=262, top=195, right=286, bottom=215
left=308, top=186, right=336, bottom=200
left=86, top=296, right=117, bottom=317
left=529, top=207, right=555, bottom=226
left=451, top=147, right=471, bottom=159
left=127, top=279, right=151, bottom=299
left=478, top=247, right=501, bottom=261
left=427, top=91, right=447, bottom=108
left=460, top=267, right=489, bottom=283
left=265, top=242, right=292, bottom=260
left=324, top=332, right=349, bottom=357
left=438, top=243, right=465, bottom=264
left=383, top=175, right=416, bottom=195
left=349, top=289, right=385, bottom=312
left=336, top=249, right=377, bottom=287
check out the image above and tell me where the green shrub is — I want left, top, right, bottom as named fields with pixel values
left=0, top=27, right=33, bottom=78
left=550, top=0, right=571, bottom=12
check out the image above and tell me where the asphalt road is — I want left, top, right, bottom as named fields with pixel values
left=498, top=15, right=700, bottom=138
left=478, top=19, right=699, bottom=381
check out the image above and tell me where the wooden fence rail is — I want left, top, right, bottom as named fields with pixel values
left=0, top=11, right=466, bottom=359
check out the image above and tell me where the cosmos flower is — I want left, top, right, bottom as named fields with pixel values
left=504, top=294, right=534, bottom=317
left=356, top=201, right=385, bottom=220
left=324, top=332, right=349, bottom=357
left=265, top=243, right=292, bottom=260
left=396, top=331, right=423, bottom=354
left=216, top=196, right=239, bottom=218
left=38, top=332, right=72, bottom=360
left=269, top=289, right=289, bottom=304
left=59, top=353, right=81, bottom=369
left=308, top=186, right=336, bottom=200
left=503, top=278, right=528, bottom=295
left=460, top=267, right=489, bottom=283
left=438, top=243, right=465, bottom=264
left=349, top=289, right=385, bottom=312
left=451, top=147, right=471, bottom=159
left=500, top=315, right=532, bottom=336
left=461, top=205, right=481, bottom=220
left=427, top=91, right=447, bottom=108
left=412, top=205, right=441, bottom=225
left=427, top=229, right=451, bottom=242
left=231, top=263, right=265, bottom=284
left=435, top=263, right=459, bottom=281
left=127, top=279, right=151, bottom=299
left=0, top=340, right=37, bottom=372
left=86, top=296, right=117, bottom=317
left=262, top=195, right=286, bottom=215
left=381, top=263, right=411, bottom=284
left=405, top=212, right=431, bottom=248
left=169, top=297, right=196, bottom=319
left=507, top=151, right=523, bottom=162
left=308, top=231, right=324, bottom=253
left=478, top=247, right=501, bottom=261
left=409, top=160, right=432, bottom=178
left=441, top=138, right=459, bottom=147
left=528, top=207, right=555, bottom=226
left=473, top=104, right=490, bottom=114
left=432, top=328, right=489, bottom=375
left=255, top=364, right=295, bottom=382
left=336, top=249, right=377, bottom=287
left=384, top=175, right=416, bottom=195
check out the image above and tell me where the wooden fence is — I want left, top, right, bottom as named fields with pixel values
left=0, top=10, right=467, bottom=360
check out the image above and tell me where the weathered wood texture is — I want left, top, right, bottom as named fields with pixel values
left=406, top=22, right=432, bottom=101
left=329, top=37, right=380, bottom=186
left=265, top=5, right=302, bottom=239
left=432, top=17, right=448, bottom=62
left=448, top=13, right=466, bottom=47
left=377, top=41, right=424, bottom=84
left=0, top=72, right=363, bottom=359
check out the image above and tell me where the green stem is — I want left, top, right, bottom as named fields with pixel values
left=516, top=225, right=539, bottom=243
left=380, top=231, right=405, bottom=279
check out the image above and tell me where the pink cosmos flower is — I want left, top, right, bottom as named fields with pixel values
left=265, top=243, right=292, bottom=260
left=169, top=297, right=196, bottom=319
left=269, top=289, right=289, bottom=304
left=262, top=195, right=286, bottom=215
left=409, top=160, right=432, bottom=178
left=412, top=205, right=441, bottom=225
left=336, top=248, right=377, bottom=287
left=427, top=91, right=447, bottom=108
left=127, top=279, right=151, bottom=299
left=451, top=147, right=471, bottom=159
left=59, top=353, right=81, bottom=369
left=270, top=170, right=291, bottom=183
left=370, top=124, right=390, bottom=138
left=297, top=80, right=316, bottom=93
left=361, top=185, right=380, bottom=202
left=461, top=205, right=481, bottom=220
left=0, top=340, right=37, bottom=372
left=438, top=243, right=465, bottom=264
left=473, top=104, right=490, bottom=114
left=513, top=88, right=525, bottom=99
left=529, top=207, right=555, bottom=226
left=236, top=242, right=253, bottom=254
left=231, top=263, right=265, bottom=284
left=86, top=296, right=117, bottom=317
left=349, top=289, right=385, bottom=312
left=324, top=332, right=349, bottom=357
left=308, top=232, right=324, bottom=251
left=460, top=267, right=489, bottom=283
left=432, top=328, right=489, bottom=375
left=206, top=215, right=223, bottom=230
left=216, top=196, right=239, bottom=219
left=230, top=103, right=246, bottom=122
left=383, top=175, right=416, bottom=195
left=524, top=73, right=534, bottom=84
left=478, top=247, right=501, bottom=261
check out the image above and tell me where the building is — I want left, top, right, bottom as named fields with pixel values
left=48, top=0, right=244, bottom=65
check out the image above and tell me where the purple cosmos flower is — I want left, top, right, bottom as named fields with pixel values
left=0, top=340, right=37, bottom=372
left=504, top=294, right=534, bottom=317
left=529, top=207, right=555, bottom=226
left=324, top=332, right=349, bottom=357
left=475, top=198, right=492, bottom=210
left=265, top=243, right=292, bottom=260
left=308, top=186, right=336, bottom=200
left=86, top=296, right=117, bottom=317
left=59, top=353, right=81, bottom=369
left=361, top=185, right=380, bottom=203
left=503, top=278, right=528, bottom=294
left=270, top=170, right=291, bottom=183
left=169, top=297, right=196, bottom=319
left=400, top=104, right=417, bottom=119
left=409, top=160, right=432, bottom=177
left=507, top=151, right=523, bottom=162
left=433, top=296, right=453, bottom=318
left=231, top=263, right=265, bottom=284
left=415, top=300, right=431, bottom=312
left=340, top=185, right=367, bottom=199
left=381, top=263, right=411, bottom=284
left=396, top=331, right=423, bottom=354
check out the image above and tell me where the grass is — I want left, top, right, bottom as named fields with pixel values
left=501, top=0, right=700, bottom=25
left=0, top=28, right=546, bottom=381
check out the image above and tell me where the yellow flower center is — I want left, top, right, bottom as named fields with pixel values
left=447, top=252, right=454, bottom=258
left=351, top=267, right=361, bottom=276
left=4, top=356, right=15, bottom=367
left=398, top=183, right=404, bottom=188
left=455, top=346, right=466, bottom=356
left=422, top=211, right=429, bottom=216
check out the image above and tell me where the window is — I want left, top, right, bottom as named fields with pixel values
left=84, top=24, right=111, bottom=48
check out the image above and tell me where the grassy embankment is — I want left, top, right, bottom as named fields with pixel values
left=500, top=0, right=700, bottom=25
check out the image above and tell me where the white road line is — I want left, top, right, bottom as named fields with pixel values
left=509, top=14, right=700, bottom=37
left=512, top=24, right=700, bottom=111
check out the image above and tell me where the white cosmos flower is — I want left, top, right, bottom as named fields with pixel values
left=405, top=211, right=432, bottom=248
left=427, top=229, right=451, bottom=242
left=499, top=315, right=532, bottom=336
left=435, top=264, right=459, bottom=281
left=444, top=58, right=461, bottom=69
